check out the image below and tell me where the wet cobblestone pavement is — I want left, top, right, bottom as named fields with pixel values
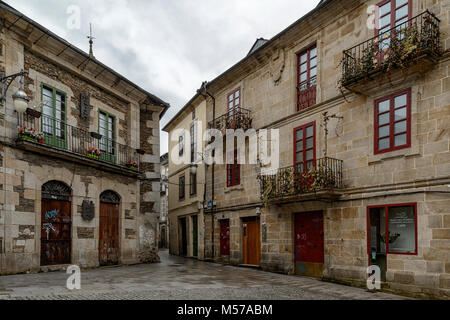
left=0, top=250, right=409, bottom=300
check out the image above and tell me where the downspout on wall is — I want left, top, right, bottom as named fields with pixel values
left=198, top=81, right=215, bottom=261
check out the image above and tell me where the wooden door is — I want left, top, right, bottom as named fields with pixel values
left=294, top=212, right=324, bottom=277
left=242, top=218, right=261, bottom=266
left=99, top=201, right=120, bottom=266
left=192, top=215, right=198, bottom=257
left=41, top=199, right=72, bottom=266
left=220, top=220, right=230, bottom=256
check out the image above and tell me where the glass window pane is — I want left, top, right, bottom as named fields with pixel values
left=394, top=120, right=407, bottom=134
left=379, top=125, right=390, bottom=138
left=309, top=67, right=317, bottom=78
left=310, top=57, right=317, bottom=68
left=378, top=113, right=390, bottom=125
left=235, top=90, right=240, bottom=98
left=306, top=137, right=314, bottom=149
left=306, top=149, right=314, bottom=161
left=379, top=14, right=391, bottom=28
left=396, top=0, right=408, bottom=7
left=394, top=133, right=407, bottom=146
left=296, top=152, right=303, bottom=163
left=379, top=137, right=390, bottom=150
left=300, top=54, right=307, bottom=64
left=395, top=17, right=408, bottom=29
left=296, top=142, right=303, bottom=151
left=229, top=94, right=233, bottom=102
left=379, top=26, right=390, bottom=35
left=395, top=94, right=407, bottom=107
left=310, top=47, right=317, bottom=58
left=300, top=73, right=307, bottom=82
left=394, top=107, right=407, bottom=120
left=300, top=64, right=307, bottom=73
left=378, top=100, right=390, bottom=113
left=296, top=129, right=303, bottom=140
left=379, top=2, right=391, bottom=17
left=395, top=5, right=408, bottom=20
left=388, top=206, right=416, bottom=253
left=306, top=126, right=314, bottom=137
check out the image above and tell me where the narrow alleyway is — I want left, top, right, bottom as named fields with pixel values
left=0, top=250, right=409, bottom=300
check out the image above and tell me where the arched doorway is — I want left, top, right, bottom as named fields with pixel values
left=99, top=190, right=120, bottom=266
left=41, top=181, right=72, bottom=266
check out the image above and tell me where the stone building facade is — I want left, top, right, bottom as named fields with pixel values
left=163, top=95, right=207, bottom=260
left=166, top=0, right=449, bottom=298
left=0, top=2, right=168, bottom=274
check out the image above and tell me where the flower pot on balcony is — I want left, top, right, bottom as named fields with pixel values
left=19, top=133, right=37, bottom=143
left=87, top=153, right=100, bottom=160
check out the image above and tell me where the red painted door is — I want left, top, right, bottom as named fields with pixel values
left=41, top=200, right=72, bottom=266
left=294, top=212, right=324, bottom=277
left=99, top=201, right=120, bottom=266
left=220, top=220, right=230, bottom=256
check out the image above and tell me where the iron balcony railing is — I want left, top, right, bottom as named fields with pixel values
left=208, top=107, right=253, bottom=132
left=17, top=113, right=140, bottom=172
left=258, top=157, right=343, bottom=201
left=341, top=10, right=440, bottom=87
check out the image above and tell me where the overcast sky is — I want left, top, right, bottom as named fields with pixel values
left=6, top=0, right=320, bottom=155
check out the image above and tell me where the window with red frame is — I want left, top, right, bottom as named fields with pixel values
left=294, top=122, right=316, bottom=173
left=376, top=0, right=412, bottom=56
left=374, top=89, right=411, bottom=154
left=376, top=0, right=411, bottom=35
left=227, top=88, right=240, bottom=117
left=368, top=203, right=417, bottom=255
left=227, top=149, right=240, bottom=187
left=297, top=46, right=317, bottom=111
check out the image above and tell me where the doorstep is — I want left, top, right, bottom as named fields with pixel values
left=40, top=264, right=72, bottom=273
left=238, top=264, right=261, bottom=269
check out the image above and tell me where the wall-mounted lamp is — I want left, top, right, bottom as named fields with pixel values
left=190, top=163, right=198, bottom=175
left=1, top=69, right=30, bottom=113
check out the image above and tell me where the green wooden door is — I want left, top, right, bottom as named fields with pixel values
left=192, top=215, right=198, bottom=257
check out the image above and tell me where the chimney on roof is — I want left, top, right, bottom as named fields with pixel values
left=87, top=23, right=95, bottom=58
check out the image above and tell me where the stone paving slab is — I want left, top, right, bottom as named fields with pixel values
left=0, top=250, right=410, bottom=300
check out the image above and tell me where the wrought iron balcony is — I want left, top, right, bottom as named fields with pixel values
left=208, top=108, right=253, bottom=133
left=16, top=113, right=140, bottom=175
left=341, top=10, right=440, bottom=92
left=258, top=157, right=343, bottom=203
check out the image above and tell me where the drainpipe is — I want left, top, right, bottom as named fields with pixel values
left=197, top=81, right=215, bottom=260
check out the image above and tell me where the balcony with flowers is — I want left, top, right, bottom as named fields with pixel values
left=340, top=11, right=441, bottom=95
left=15, top=112, right=142, bottom=176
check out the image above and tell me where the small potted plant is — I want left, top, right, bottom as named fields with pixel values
left=126, top=160, right=139, bottom=171
left=36, top=133, right=45, bottom=144
left=18, top=126, right=37, bottom=142
left=87, top=147, right=102, bottom=160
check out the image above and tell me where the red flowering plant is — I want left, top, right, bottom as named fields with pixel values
left=87, top=146, right=102, bottom=159
left=18, top=126, right=38, bottom=142
left=126, top=160, right=139, bottom=171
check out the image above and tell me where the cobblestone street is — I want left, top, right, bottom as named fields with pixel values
left=0, top=250, right=409, bottom=300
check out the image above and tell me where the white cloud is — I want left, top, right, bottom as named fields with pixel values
left=5, top=0, right=319, bottom=155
